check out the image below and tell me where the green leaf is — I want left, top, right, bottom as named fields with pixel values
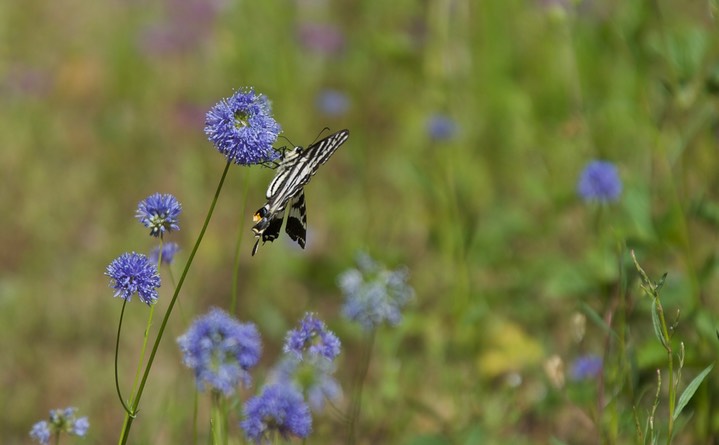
left=651, top=300, right=668, bottom=350
left=673, top=363, right=714, bottom=421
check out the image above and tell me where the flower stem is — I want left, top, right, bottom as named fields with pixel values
left=118, top=161, right=232, bottom=445
left=114, top=298, right=134, bottom=416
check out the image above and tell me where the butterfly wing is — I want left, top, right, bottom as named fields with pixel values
left=285, top=190, right=307, bottom=248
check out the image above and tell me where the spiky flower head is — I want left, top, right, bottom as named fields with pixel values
left=106, top=252, right=161, bottom=305
left=149, top=242, right=180, bottom=265
left=570, top=355, right=603, bottom=380
left=240, top=383, right=312, bottom=443
left=205, top=88, right=282, bottom=165
left=136, top=193, right=182, bottom=238
left=270, top=356, right=342, bottom=412
left=577, top=160, right=622, bottom=203
left=30, top=407, right=89, bottom=445
left=283, top=313, right=340, bottom=362
left=426, top=114, right=458, bottom=141
left=177, top=307, right=262, bottom=395
left=339, top=252, right=414, bottom=330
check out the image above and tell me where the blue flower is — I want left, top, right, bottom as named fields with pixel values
left=106, top=252, right=161, bottom=305
left=29, top=421, right=50, bottom=445
left=241, top=384, right=312, bottom=443
left=577, top=160, right=622, bottom=203
left=177, top=308, right=262, bottom=395
left=271, top=356, right=342, bottom=412
left=149, top=242, right=180, bottom=265
left=30, top=407, right=89, bottom=444
left=283, top=313, right=341, bottom=362
left=339, top=252, right=414, bottom=330
left=426, top=114, right=458, bottom=141
left=205, top=88, right=282, bottom=165
left=570, top=355, right=603, bottom=380
left=315, top=89, right=350, bottom=116
left=136, top=193, right=182, bottom=238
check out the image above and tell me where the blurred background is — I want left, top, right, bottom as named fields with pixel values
left=2, top=0, right=719, bottom=443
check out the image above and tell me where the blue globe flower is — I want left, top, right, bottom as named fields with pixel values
left=205, top=88, right=282, bottom=165
left=426, top=114, right=458, bottom=141
left=29, top=421, right=50, bottom=445
left=283, top=313, right=341, bottom=362
left=30, top=407, right=89, bottom=445
left=241, top=384, right=312, bottom=443
left=106, top=252, right=161, bottom=305
left=577, top=160, right=622, bottom=203
left=271, top=356, right=342, bottom=412
left=570, top=355, right=603, bottom=380
left=136, top=193, right=182, bottom=238
left=315, top=89, right=350, bottom=116
left=177, top=308, right=262, bottom=395
left=339, top=252, right=414, bottom=330
left=149, top=242, right=180, bottom=265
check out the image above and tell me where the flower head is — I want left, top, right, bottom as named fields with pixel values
left=149, top=242, right=180, bottom=265
left=106, top=252, right=161, bottom=305
left=29, top=421, right=50, bottom=445
left=339, top=252, right=414, bottom=330
left=315, top=89, right=350, bottom=116
left=240, top=384, right=312, bottom=443
left=205, top=89, right=282, bottom=165
left=577, top=160, right=622, bottom=203
left=271, top=356, right=342, bottom=412
left=177, top=308, right=262, bottom=395
left=136, top=193, right=182, bottom=238
left=426, top=114, right=458, bottom=141
left=30, top=407, right=89, bottom=445
left=570, top=355, right=603, bottom=380
left=283, top=313, right=340, bottom=362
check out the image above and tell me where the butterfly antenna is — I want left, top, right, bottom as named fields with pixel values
left=311, top=127, right=331, bottom=145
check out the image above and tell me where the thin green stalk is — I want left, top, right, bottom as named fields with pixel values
left=192, top=388, right=198, bottom=445
left=347, top=329, right=376, bottom=445
left=211, top=391, right=224, bottom=445
left=114, top=299, right=134, bottom=416
left=118, top=161, right=232, bottom=445
left=230, top=170, right=252, bottom=315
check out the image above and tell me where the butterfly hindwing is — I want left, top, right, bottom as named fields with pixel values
left=285, top=190, right=307, bottom=248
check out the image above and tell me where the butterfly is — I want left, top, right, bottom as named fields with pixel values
left=252, top=129, right=350, bottom=255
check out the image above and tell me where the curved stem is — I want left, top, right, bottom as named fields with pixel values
left=347, top=329, right=376, bottom=445
left=114, top=299, right=135, bottom=416
left=118, top=161, right=232, bottom=445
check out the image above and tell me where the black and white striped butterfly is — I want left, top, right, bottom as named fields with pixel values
left=251, top=129, right=350, bottom=255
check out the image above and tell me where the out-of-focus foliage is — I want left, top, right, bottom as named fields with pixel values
left=2, top=0, right=719, bottom=443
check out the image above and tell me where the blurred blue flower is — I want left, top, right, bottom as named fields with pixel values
left=177, top=307, right=262, bottom=395
left=29, top=421, right=50, bottom=445
left=30, top=407, right=89, bottom=445
left=339, top=252, right=414, bottom=330
left=284, top=313, right=341, bottom=362
left=297, top=23, right=345, bottom=55
left=149, top=242, right=180, bottom=265
left=240, top=383, right=312, bottom=443
left=136, top=193, right=182, bottom=238
left=570, top=355, right=603, bottom=380
left=426, top=114, right=458, bottom=141
left=577, top=160, right=622, bottom=203
left=315, top=89, right=350, bottom=116
left=106, top=252, right=161, bottom=305
left=205, top=89, right=282, bottom=165
left=271, top=356, right=342, bottom=412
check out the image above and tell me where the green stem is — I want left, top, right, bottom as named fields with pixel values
left=211, top=391, right=224, bottom=445
left=230, top=170, right=252, bottom=315
left=114, top=298, right=134, bottom=416
left=118, top=161, right=232, bottom=445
